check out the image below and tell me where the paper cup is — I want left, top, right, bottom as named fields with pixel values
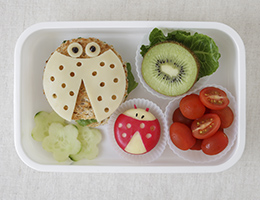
left=108, top=98, right=167, bottom=164
left=165, top=84, right=238, bottom=163
left=135, top=28, right=210, bottom=100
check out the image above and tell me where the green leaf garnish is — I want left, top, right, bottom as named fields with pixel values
left=126, top=62, right=138, bottom=94
left=76, top=119, right=97, bottom=127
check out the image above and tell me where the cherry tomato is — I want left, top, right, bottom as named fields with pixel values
left=172, top=107, right=193, bottom=127
left=204, top=107, right=211, bottom=114
left=190, top=139, right=202, bottom=150
left=191, top=113, right=221, bottom=139
left=179, top=94, right=206, bottom=120
left=201, top=131, right=229, bottom=155
left=170, top=122, right=196, bottom=150
left=210, top=106, right=234, bottom=128
left=199, top=87, right=229, bottom=110
left=218, top=127, right=224, bottom=132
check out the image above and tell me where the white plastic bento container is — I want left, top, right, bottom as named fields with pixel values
left=14, top=21, right=246, bottom=173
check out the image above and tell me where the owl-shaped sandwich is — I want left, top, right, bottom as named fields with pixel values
left=43, top=37, right=133, bottom=127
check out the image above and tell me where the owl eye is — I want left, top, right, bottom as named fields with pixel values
left=85, top=42, right=101, bottom=57
left=67, top=42, right=83, bottom=58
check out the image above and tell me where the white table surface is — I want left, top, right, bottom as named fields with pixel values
left=1, top=0, right=259, bottom=199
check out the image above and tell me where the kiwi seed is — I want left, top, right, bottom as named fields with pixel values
left=141, top=42, right=199, bottom=96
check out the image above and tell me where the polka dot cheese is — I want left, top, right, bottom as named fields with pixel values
left=43, top=50, right=126, bottom=122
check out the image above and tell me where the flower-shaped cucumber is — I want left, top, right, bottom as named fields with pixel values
left=31, top=111, right=65, bottom=141
left=70, top=126, right=102, bottom=161
left=42, top=123, right=81, bottom=162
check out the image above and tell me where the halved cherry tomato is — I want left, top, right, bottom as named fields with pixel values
left=172, top=107, right=193, bottom=127
left=199, top=87, right=229, bottom=110
left=210, top=106, right=234, bottom=128
left=201, top=131, right=229, bottom=155
left=191, top=113, right=221, bottom=139
left=190, top=139, right=202, bottom=150
left=170, top=122, right=196, bottom=150
left=179, top=94, right=206, bottom=120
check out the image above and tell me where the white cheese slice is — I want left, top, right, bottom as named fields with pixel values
left=43, top=50, right=126, bottom=122
left=123, top=108, right=156, bottom=121
left=125, top=131, right=146, bottom=154
left=43, top=52, right=81, bottom=121
left=82, top=50, right=126, bottom=122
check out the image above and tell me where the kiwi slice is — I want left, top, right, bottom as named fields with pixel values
left=141, top=42, right=199, bottom=96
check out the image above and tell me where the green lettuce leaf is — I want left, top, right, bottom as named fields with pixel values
left=140, top=28, right=166, bottom=56
left=140, top=28, right=221, bottom=80
left=126, top=62, right=138, bottom=94
left=76, top=119, right=97, bottom=127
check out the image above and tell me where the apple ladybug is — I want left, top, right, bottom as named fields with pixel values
left=114, top=105, right=161, bottom=155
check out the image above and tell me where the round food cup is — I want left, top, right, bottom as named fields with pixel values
left=108, top=98, right=167, bottom=164
left=165, top=84, right=238, bottom=163
left=135, top=28, right=210, bottom=100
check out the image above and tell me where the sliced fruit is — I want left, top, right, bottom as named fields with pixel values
left=199, top=87, right=229, bottom=110
left=191, top=113, right=221, bottom=139
left=142, top=42, right=199, bottom=96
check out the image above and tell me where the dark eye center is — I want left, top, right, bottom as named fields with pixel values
left=141, top=115, right=145, bottom=119
left=90, top=46, right=96, bottom=52
left=135, top=113, right=138, bottom=117
left=72, top=47, right=79, bottom=53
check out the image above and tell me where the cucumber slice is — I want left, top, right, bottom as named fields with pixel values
left=42, top=123, right=81, bottom=162
left=69, top=126, right=102, bottom=161
left=31, top=111, right=65, bottom=142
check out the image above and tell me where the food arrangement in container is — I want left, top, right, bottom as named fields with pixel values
left=165, top=84, right=238, bottom=163
left=14, top=21, right=246, bottom=173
